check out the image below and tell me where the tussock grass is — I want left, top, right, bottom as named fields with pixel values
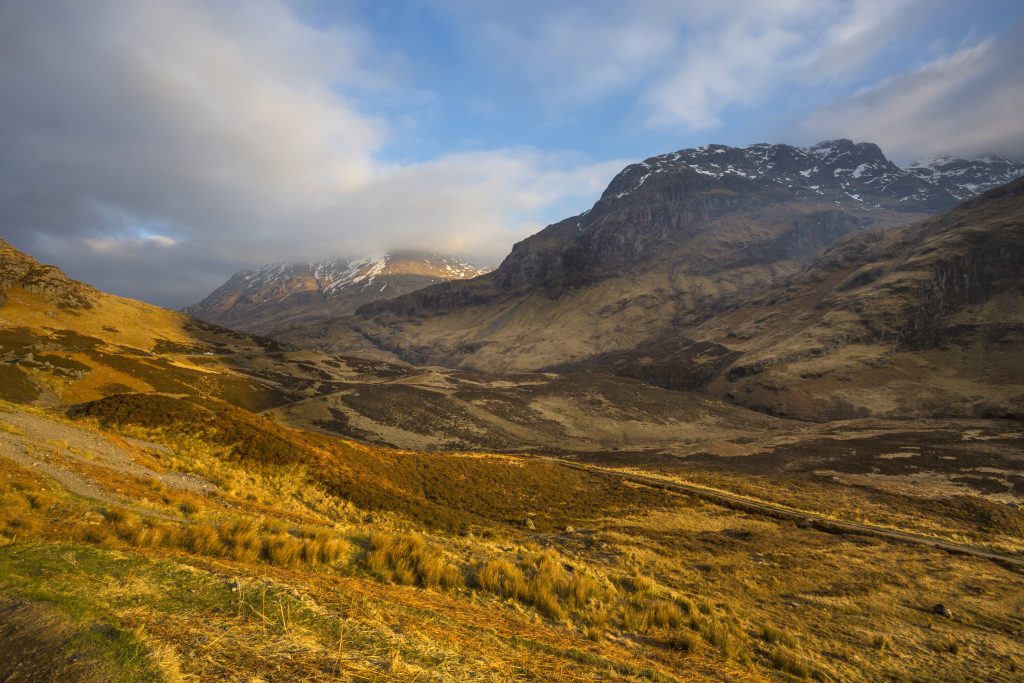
left=690, top=613, right=747, bottom=661
left=97, top=508, right=353, bottom=569
left=474, top=558, right=529, bottom=600
left=0, top=420, right=25, bottom=435
left=366, top=533, right=463, bottom=589
left=761, top=623, right=796, bottom=648
left=770, top=646, right=812, bottom=678
left=669, top=630, right=701, bottom=653
left=476, top=550, right=610, bottom=622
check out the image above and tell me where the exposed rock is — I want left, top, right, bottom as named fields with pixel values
left=0, top=240, right=95, bottom=310
left=932, top=603, right=952, bottom=618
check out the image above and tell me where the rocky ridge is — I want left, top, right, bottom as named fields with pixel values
left=0, top=239, right=95, bottom=309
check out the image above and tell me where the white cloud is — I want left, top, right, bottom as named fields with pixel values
left=0, top=0, right=622, bottom=306
left=440, top=0, right=929, bottom=130
left=800, top=33, right=1024, bottom=162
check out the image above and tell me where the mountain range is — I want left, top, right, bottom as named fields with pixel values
left=185, top=251, right=490, bottom=336
left=277, top=142, right=1016, bottom=358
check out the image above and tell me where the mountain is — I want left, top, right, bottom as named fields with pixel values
left=185, top=251, right=491, bottom=336
left=287, top=140, right=1022, bottom=372
left=906, top=154, right=1024, bottom=202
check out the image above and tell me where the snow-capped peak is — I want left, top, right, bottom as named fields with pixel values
left=600, top=140, right=1022, bottom=211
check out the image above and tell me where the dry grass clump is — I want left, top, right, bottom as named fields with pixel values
left=97, top=508, right=352, bottom=569
left=622, top=597, right=687, bottom=632
left=619, top=574, right=659, bottom=597
left=0, top=420, right=25, bottom=435
left=669, top=630, right=702, bottom=653
left=770, top=646, right=812, bottom=679
left=690, top=613, right=747, bottom=661
left=0, top=468, right=58, bottom=540
left=474, top=558, right=529, bottom=600
left=482, top=550, right=608, bottom=621
left=366, top=533, right=463, bottom=589
left=760, top=623, right=796, bottom=648
left=931, top=636, right=960, bottom=655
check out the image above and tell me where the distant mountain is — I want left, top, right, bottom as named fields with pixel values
left=288, top=140, right=1022, bottom=373
left=905, top=155, right=1024, bottom=202
left=601, top=141, right=1024, bottom=213
left=185, top=251, right=491, bottom=336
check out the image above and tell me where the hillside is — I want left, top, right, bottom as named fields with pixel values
left=185, top=251, right=491, bottom=336
left=288, top=141, right=1021, bottom=372
left=694, top=178, right=1024, bottom=420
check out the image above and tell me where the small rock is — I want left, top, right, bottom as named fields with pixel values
left=524, top=517, right=536, bottom=530
left=932, top=603, right=952, bottom=618
left=564, top=525, right=575, bottom=534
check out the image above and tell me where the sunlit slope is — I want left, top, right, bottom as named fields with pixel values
left=0, top=239, right=292, bottom=408
left=3, top=397, right=1023, bottom=681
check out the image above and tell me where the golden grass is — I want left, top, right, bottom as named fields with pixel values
left=2, top=401, right=1023, bottom=681
left=770, top=646, right=812, bottom=679
left=366, top=533, right=463, bottom=590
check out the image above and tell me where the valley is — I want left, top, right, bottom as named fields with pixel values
left=1, top=145, right=1022, bottom=682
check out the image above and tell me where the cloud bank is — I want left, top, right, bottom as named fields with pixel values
left=800, top=32, right=1024, bottom=162
left=0, top=0, right=620, bottom=306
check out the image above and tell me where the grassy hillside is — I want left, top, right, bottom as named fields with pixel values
left=3, top=398, right=1023, bottom=681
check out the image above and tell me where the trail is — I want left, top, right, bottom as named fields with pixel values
left=0, top=410, right=217, bottom=512
left=542, top=457, right=1024, bottom=570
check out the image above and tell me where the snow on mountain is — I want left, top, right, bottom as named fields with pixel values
left=603, top=139, right=1022, bottom=211
left=184, top=251, right=491, bottom=335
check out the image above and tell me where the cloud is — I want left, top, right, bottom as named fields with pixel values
left=440, top=0, right=928, bottom=130
left=799, top=32, right=1024, bottom=162
left=0, top=0, right=621, bottom=307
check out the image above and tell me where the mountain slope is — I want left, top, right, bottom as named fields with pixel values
left=185, top=251, right=490, bottom=336
left=290, top=140, right=1021, bottom=370
left=0, top=238, right=297, bottom=409
left=693, top=178, right=1024, bottom=419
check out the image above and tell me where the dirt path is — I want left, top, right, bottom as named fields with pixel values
left=0, top=409, right=217, bottom=509
left=544, top=457, right=1024, bottom=570
left=0, top=596, right=112, bottom=683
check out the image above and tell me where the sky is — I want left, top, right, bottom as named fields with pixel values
left=1, top=0, right=1022, bottom=307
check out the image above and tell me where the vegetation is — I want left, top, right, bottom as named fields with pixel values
left=1, top=394, right=1023, bottom=681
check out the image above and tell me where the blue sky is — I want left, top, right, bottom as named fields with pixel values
left=298, top=0, right=1024, bottom=164
left=1, top=0, right=1022, bottom=306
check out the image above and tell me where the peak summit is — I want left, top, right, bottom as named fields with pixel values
left=601, top=140, right=1022, bottom=211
